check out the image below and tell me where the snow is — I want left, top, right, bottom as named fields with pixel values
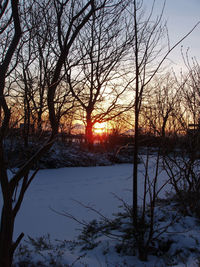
left=1, top=157, right=200, bottom=266
left=13, top=157, right=170, bottom=241
left=14, top=164, right=134, bottom=240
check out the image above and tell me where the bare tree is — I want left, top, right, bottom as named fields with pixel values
left=129, top=0, right=167, bottom=226
left=66, top=0, right=132, bottom=149
left=142, top=73, right=182, bottom=139
left=0, top=1, right=22, bottom=266
left=0, top=0, right=105, bottom=266
left=181, top=51, right=200, bottom=127
left=162, top=55, right=200, bottom=222
left=128, top=0, right=199, bottom=226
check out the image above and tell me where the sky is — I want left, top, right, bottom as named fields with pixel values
left=146, top=0, right=200, bottom=72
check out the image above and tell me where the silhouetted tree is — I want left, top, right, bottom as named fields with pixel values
left=0, top=1, right=105, bottom=266
left=128, top=0, right=199, bottom=260
left=67, top=0, right=132, bottom=148
left=142, top=73, right=181, bottom=138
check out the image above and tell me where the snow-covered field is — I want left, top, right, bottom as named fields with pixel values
left=1, top=158, right=200, bottom=266
left=13, top=157, right=169, bottom=240
left=14, top=164, right=134, bottom=241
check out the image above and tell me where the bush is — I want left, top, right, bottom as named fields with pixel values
left=163, top=152, right=200, bottom=218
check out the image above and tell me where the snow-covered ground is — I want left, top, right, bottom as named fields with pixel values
left=13, top=157, right=169, bottom=241
left=1, top=158, right=200, bottom=266
left=14, top=164, right=134, bottom=241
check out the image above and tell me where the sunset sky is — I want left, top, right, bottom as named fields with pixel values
left=146, top=0, right=200, bottom=71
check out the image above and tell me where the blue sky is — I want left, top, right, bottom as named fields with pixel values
left=146, top=0, right=200, bottom=71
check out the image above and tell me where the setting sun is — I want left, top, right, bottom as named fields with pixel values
left=93, top=122, right=107, bottom=134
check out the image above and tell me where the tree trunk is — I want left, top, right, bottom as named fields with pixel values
left=37, top=110, right=43, bottom=135
left=133, top=106, right=139, bottom=222
left=23, top=96, right=30, bottom=148
left=85, top=112, right=93, bottom=150
left=0, top=203, right=14, bottom=267
left=133, top=0, right=139, bottom=224
left=0, top=106, right=1, bottom=127
left=138, top=246, right=148, bottom=261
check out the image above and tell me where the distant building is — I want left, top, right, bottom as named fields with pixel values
left=187, top=122, right=200, bottom=136
left=187, top=120, right=200, bottom=153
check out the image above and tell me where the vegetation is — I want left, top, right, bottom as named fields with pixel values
left=0, top=0, right=200, bottom=265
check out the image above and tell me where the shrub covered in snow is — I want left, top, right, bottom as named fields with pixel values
left=4, top=140, right=136, bottom=169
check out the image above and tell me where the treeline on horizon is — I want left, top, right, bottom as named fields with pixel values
left=1, top=0, right=199, bottom=149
